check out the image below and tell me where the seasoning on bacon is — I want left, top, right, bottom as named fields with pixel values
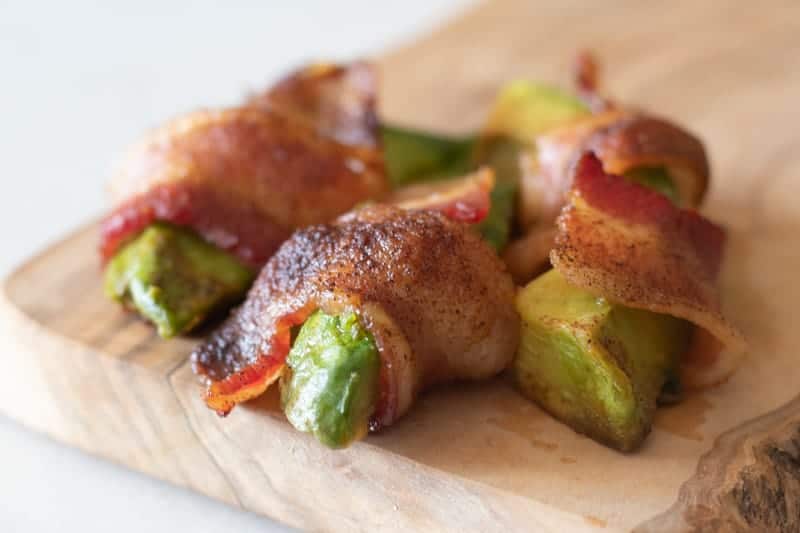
left=551, top=152, right=747, bottom=387
left=192, top=199, right=518, bottom=427
left=505, top=110, right=711, bottom=283
left=101, top=62, right=388, bottom=268
left=520, top=111, right=709, bottom=231
left=248, top=61, right=379, bottom=148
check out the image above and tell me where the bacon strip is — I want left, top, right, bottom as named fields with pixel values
left=551, top=153, right=747, bottom=386
left=386, top=168, right=495, bottom=223
left=585, top=115, right=710, bottom=207
left=192, top=204, right=518, bottom=427
left=520, top=110, right=709, bottom=231
left=101, top=63, right=387, bottom=267
left=197, top=305, right=315, bottom=416
left=508, top=110, right=711, bottom=283
left=248, top=61, right=378, bottom=148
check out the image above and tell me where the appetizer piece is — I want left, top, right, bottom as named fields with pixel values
left=102, top=63, right=388, bottom=337
left=191, top=192, right=519, bottom=448
left=551, top=153, right=746, bottom=378
left=513, top=153, right=745, bottom=450
left=489, top=53, right=709, bottom=283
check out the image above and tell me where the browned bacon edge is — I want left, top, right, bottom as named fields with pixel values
left=100, top=179, right=289, bottom=269
left=551, top=152, right=746, bottom=388
left=248, top=61, right=379, bottom=148
left=387, top=168, right=495, bottom=223
left=100, top=62, right=385, bottom=268
left=508, top=109, right=711, bottom=284
left=193, top=181, right=496, bottom=420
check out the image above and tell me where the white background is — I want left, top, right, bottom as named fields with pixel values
left=0, top=1, right=473, bottom=531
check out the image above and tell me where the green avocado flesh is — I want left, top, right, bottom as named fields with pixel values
left=513, top=270, right=692, bottom=451
left=104, top=223, right=255, bottom=338
left=471, top=136, right=521, bottom=251
left=281, top=310, right=380, bottom=449
left=381, top=124, right=475, bottom=187
left=484, top=81, right=590, bottom=142
left=624, top=166, right=680, bottom=205
left=479, top=179, right=517, bottom=251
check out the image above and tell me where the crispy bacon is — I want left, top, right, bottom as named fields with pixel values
left=386, top=168, right=495, bottom=223
left=248, top=61, right=378, bottom=148
left=197, top=305, right=314, bottom=416
left=101, top=63, right=387, bottom=266
left=192, top=205, right=518, bottom=426
left=585, top=115, right=710, bottom=206
left=520, top=111, right=709, bottom=231
left=551, top=153, right=746, bottom=386
left=508, top=110, right=711, bottom=283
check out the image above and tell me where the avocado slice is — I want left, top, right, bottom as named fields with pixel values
left=483, top=81, right=590, bottom=143
left=104, top=223, right=255, bottom=338
left=513, top=269, right=692, bottom=451
left=281, top=309, right=380, bottom=448
left=381, top=124, right=475, bottom=187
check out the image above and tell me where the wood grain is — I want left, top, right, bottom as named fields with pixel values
left=638, top=394, right=800, bottom=532
left=2, top=1, right=800, bottom=531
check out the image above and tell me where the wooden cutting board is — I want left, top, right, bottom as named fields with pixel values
left=2, top=1, right=799, bottom=531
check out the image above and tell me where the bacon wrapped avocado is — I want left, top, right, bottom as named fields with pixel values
left=191, top=184, right=519, bottom=448
left=512, top=153, right=745, bottom=451
left=102, top=63, right=388, bottom=337
left=498, top=53, right=710, bottom=283
left=380, top=53, right=709, bottom=276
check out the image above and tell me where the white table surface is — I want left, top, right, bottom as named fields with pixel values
left=0, top=1, right=473, bottom=530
